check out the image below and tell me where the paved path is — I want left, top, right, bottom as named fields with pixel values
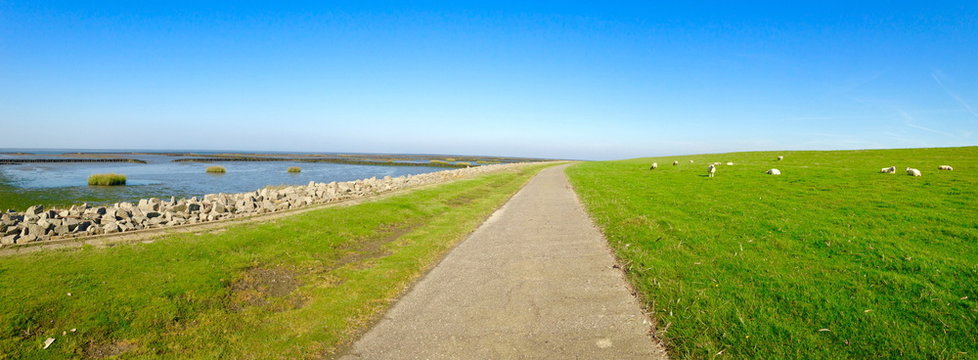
left=340, top=164, right=668, bottom=359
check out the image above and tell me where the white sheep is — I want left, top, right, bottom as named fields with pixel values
left=777, top=156, right=784, bottom=161
left=938, top=165, right=953, bottom=171
left=766, top=169, right=781, bottom=175
left=707, top=164, right=717, bottom=177
left=689, top=160, right=694, bottom=163
left=880, top=166, right=896, bottom=173
left=906, top=167, right=921, bottom=176
left=726, top=162, right=734, bottom=166
left=712, top=162, right=721, bottom=166
left=673, top=161, right=679, bottom=166
left=650, top=162, right=658, bottom=170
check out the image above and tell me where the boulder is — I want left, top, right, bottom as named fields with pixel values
left=3, top=226, right=20, bottom=237
left=35, top=219, right=55, bottom=232
left=72, top=221, right=92, bottom=233
left=19, top=233, right=38, bottom=243
left=261, top=200, right=275, bottom=212
left=102, top=222, right=120, bottom=234
left=1, top=234, right=18, bottom=245
left=25, top=205, right=43, bottom=216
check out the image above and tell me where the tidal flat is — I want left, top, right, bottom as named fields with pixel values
left=0, top=151, right=544, bottom=211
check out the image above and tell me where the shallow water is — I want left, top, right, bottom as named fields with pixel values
left=0, top=153, right=448, bottom=210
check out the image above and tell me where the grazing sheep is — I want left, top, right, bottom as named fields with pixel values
left=906, top=167, right=922, bottom=176
left=777, top=156, right=784, bottom=161
left=649, top=162, right=658, bottom=170
left=938, top=165, right=953, bottom=171
left=689, top=160, right=694, bottom=163
left=712, top=162, right=721, bottom=166
left=673, top=161, right=679, bottom=166
left=766, top=169, right=781, bottom=175
left=726, top=162, right=734, bottom=166
left=707, top=164, right=717, bottom=177
left=880, top=166, right=896, bottom=173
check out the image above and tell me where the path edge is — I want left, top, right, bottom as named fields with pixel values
left=562, top=163, right=672, bottom=358
left=328, top=163, right=561, bottom=359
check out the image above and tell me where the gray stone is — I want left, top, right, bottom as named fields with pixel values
left=25, top=205, right=44, bottom=216
left=19, top=233, right=38, bottom=243
left=102, top=222, right=120, bottom=234
left=1, top=234, right=18, bottom=245
left=72, top=221, right=92, bottom=233
left=36, top=220, right=54, bottom=232
left=3, top=226, right=20, bottom=236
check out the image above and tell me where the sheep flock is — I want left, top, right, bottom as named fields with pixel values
left=647, top=156, right=954, bottom=178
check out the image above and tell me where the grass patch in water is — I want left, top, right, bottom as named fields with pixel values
left=86, top=174, right=126, bottom=186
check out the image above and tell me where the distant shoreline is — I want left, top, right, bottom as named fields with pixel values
left=0, top=151, right=552, bottom=168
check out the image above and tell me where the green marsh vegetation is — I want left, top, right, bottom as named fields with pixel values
left=205, top=165, right=226, bottom=173
left=287, top=166, right=302, bottom=173
left=86, top=174, right=126, bottom=186
left=567, top=147, right=978, bottom=359
left=0, top=164, right=550, bottom=359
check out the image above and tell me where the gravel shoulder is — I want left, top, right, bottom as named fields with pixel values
left=340, top=164, right=668, bottom=359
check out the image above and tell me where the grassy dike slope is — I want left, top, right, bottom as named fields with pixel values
left=0, top=164, right=551, bottom=359
left=567, top=147, right=977, bottom=359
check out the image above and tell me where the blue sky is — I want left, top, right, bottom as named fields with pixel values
left=1, top=1, right=976, bottom=159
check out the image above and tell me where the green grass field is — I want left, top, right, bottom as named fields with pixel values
left=0, top=164, right=549, bottom=359
left=567, top=147, right=977, bottom=359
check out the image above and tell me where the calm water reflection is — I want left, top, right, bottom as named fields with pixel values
left=0, top=154, right=448, bottom=208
